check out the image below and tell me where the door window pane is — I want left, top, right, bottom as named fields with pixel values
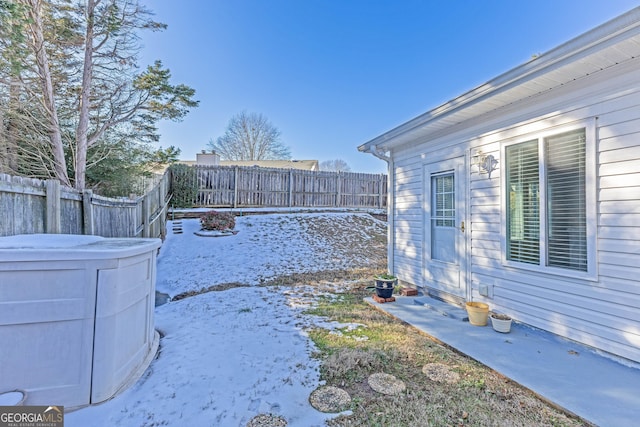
left=433, top=175, right=455, bottom=227
left=431, top=173, right=456, bottom=263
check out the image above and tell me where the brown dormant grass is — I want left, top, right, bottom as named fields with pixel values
left=287, top=270, right=591, bottom=427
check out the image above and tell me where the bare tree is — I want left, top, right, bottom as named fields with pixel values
left=208, top=111, right=291, bottom=160
left=320, top=159, right=351, bottom=172
left=23, top=0, right=70, bottom=185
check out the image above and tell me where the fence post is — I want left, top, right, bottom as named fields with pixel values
left=142, top=193, right=151, bottom=238
left=312, top=171, right=316, bottom=207
left=288, top=169, right=293, bottom=207
left=160, top=172, right=168, bottom=240
left=233, top=166, right=238, bottom=208
left=82, top=189, right=94, bottom=235
left=336, top=171, right=341, bottom=207
left=378, top=174, right=383, bottom=209
left=45, top=179, right=61, bottom=234
left=157, top=177, right=163, bottom=239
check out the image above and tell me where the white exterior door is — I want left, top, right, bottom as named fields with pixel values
left=424, top=157, right=467, bottom=299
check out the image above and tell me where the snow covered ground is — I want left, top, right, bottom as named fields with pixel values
left=157, top=212, right=386, bottom=296
left=66, top=212, right=386, bottom=427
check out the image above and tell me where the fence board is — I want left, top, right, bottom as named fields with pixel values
left=171, top=165, right=387, bottom=209
left=1, top=164, right=385, bottom=238
left=0, top=172, right=171, bottom=238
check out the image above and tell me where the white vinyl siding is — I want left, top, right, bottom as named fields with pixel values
left=505, top=128, right=587, bottom=272
left=385, top=52, right=640, bottom=362
left=392, top=156, right=424, bottom=286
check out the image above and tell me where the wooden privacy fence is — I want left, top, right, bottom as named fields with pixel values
left=0, top=172, right=170, bottom=238
left=171, top=165, right=388, bottom=209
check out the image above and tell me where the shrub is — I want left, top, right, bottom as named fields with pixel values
left=169, top=164, right=198, bottom=208
left=200, top=210, right=236, bottom=231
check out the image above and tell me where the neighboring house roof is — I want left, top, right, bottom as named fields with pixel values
left=359, top=6, right=640, bottom=153
left=177, top=160, right=197, bottom=166
left=219, top=160, right=319, bottom=171
left=177, top=159, right=319, bottom=171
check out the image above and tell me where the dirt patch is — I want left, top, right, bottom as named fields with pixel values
left=171, top=282, right=250, bottom=301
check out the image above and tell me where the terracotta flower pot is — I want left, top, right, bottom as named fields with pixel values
left=465, top=302, right=489, bottom=326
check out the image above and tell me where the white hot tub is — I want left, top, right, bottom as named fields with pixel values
left=0, top=234, right=162, bottom=408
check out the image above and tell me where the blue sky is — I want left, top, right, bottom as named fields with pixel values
left=139, top=1, right=640, bottom=173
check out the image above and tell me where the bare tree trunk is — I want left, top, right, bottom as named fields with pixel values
left=24, top=0, right=70, bottom=186
left=74, top=0, right=95, bottom=190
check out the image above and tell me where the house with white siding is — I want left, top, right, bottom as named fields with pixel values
left=359, top=7, right=640, bottom=363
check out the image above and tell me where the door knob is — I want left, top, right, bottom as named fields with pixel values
left=460, top=221, right=465, bottom=232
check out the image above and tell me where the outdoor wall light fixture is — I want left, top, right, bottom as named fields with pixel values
left=472, top=153, right=499, bottom=179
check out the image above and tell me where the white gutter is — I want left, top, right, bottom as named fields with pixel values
left=360, top=146, right=394, bottom=276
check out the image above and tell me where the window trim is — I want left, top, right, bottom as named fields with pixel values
left=500, top=120, right=597, bottom=281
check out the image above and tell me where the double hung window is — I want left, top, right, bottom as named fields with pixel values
left=505, top=128, right=588, bottom=272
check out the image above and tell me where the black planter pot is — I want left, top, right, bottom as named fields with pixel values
left=374, top=278, right=397, bottom=298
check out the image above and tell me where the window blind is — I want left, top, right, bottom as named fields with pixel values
left=545, top=129, right=587, bottom=271
left=506, top=140, right=540, bottom=264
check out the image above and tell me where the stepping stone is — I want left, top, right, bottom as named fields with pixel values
left=367, top=372, right=406, bottom=395
left=246, top=413, right=287, bottom=427
left=422, top=363, right=461, bottom=384
left=309, top=386, right=351, bottom=413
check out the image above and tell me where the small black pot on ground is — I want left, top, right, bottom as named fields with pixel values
left=373, top=276, right=397, bottom=299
